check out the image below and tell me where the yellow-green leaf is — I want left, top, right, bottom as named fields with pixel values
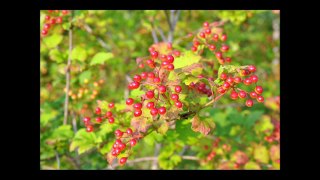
left=254, top=144, right=269, bottom=164
left=43, top=34, right=63, bottom=48
left=71, top=46, right=87, bottom=61
left=90, top=52, right=113, bottom=66
left=173, top=50, right=201, bottom=69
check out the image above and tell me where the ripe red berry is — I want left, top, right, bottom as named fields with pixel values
left=50, top=18, right=56, bottom=24
left=86, top=125, right=94, bottom=132
left=119, top=157, right=127, bottom=165
left=96, top=117, right=102, bottom=123
left=191, top=46, right=197, bottom=52
left=243, top=78, right=252, bottom=86
left=167, top=55, right=174, bottom=63
left=215, top=51, right=223, bottom=59
left=148, top=47, right=155, bottom=52
left=234, top=76, right=242, bottom=84
left=220, top=45, right=229, bottom=52
left=161, top=61, right=170, bottom=67
left=56, top=17, right=63, bottom=24
left=150, top=108, right=158, bottom=116
left=240, top=69, right=250, bottom=76
left=115, top=139, right=122, bottom=145
left=257, top=95, right=264, bottom=103
left=250, top=92, right=258, bottom=99
left=218, top=87, right=226, bottom=94
left=153, top=77, right=161, bottom=84
left=41, top=29, right=48, bottom=36
left=171, top=94, right=179, bottom=101
left=255, top=86, right=263, bottom=94
left=133, top=75, right=142, bottom=82
left=95, top=107, right=101, bottom=115
left=48, top=10, right=53, bottom=13
left=126, top=128, right=133, bottom=135
left=203, top=21, right=209, bottom=28
left=126, top=98, right=134, bottom=105
left=246, top=99, right=253, bottom=107
left=230, top=91, right=238, bottom=100
left=158, top=107, right=167, bottom=115
left=138, top=63, right=144, bottom=68
left=118, top=143, right=126, bottom=151
left=43, top=23, right=51, bottom=30
left=130, top=139, right=137, bottom=147
left=134, top=109, right=142, bottom=117
left=205, top=28, right=211, bottom=34
left=248, top=65, right=256, bottom=73
left=209, top=44, right=216, bottom=51
left=226, top=77, right=234, bottom=84
left=146, top=90, right=155, bottom=99
left=250, top=75, right=258, bottom=83
left=160, top=54, right=167, bottom=60
left=151, top=51, right=159, bottom=59
left=62, top=10, right=69, bottom=15
left=146, top=102, right=155, bottom=109
left=167, top=64, right=174, bottom=71
left=194, top=41, right=200, bottom=47
left=133, top=103, right=142, bottom=109
left=141, top=72, right=148, bottom=79
left=225, top=57, right=232, bottom=63
left=175, top=101, right=183, bottom=108
left=83, top=117, right=91, bottom=123
left=159, top=85, right=166, bottom=93
left=114, top=148, right=121, bottom=155
left=148, top=72, right=155, bottom=79
left=115, top=129, right=123, bottom=137
left=106, top=111, right=113, bottom=118
left=109, top=102, right=115, bottom=109
left=132, top=81, right=140, bottom=89
left=199, top=32, right=206, bottom=38
left=223, top=82, right=231, bottom=89
left=212, top=34, right=219, bottom=41
left=220, top=73, right=227, bottom=80
left=108, top=117, right=115, bottom=124
left=45, top=15, right=51, bottom=21
left=221, top=34, right=227, bottom=41
left=175, top=85, right=182, bottom=93
left=174, top=50, right=181, bottom=57
left=238, top=91, right=247, bottom=98
left=167, top=42, right=172, bottom=50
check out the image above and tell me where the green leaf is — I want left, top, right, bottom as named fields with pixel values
left=50, top=125, right=74, bottom=140
left=156, top=120, right=169, bottom=135
left=254, top=115, right=274, bottom=134
left=78, top=70, right=92, bottom=85
left=244, top=161, right=261, bottom=170
left=90, top=52, right=113, bottom=66
left=70, top=129, right=99, bottom=155
left=183, top=75, right=199, bottom=85
left=130, top=89, right=144, bottom=98
left=253, top=144, right=269, bottom=164
left=173, top=50, right=201, bottom=69
left=191, top=115, right=216, bottom=135
left=49, top=49, right=65, bottom=63
left=43, top=34, right=63, bottom=48
left=71, top=46, right=87, bottom=61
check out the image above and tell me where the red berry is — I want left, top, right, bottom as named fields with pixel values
left=138, top=63, right=144, bottom=68
left=230, top=91, right=238, bottom=100
left=130, top=139, right=137, bottom=147
left=250, top=92, right=258, bottom=99
left=95, top=107, right=101, bottom=115
left=62, top=10, right=69, bottom=15
left=153, top=77, right=161, bottom=84
left=150, top=108, right=158, bottom=116
left=43, top=23, right=51, bottom=30
left=225, top=57, right=232, bottom=63
left=167, top=55, right=174, bottom=63
left=119, top=157, right=127, bottom=165
left=194, top=41, right=200, bottom=47
left=148, top=72, right=155, bottom=79
left=220, top=45, right=229, bottom=52
left=108, top=117, right=115, bottom=124
left=133, top=103, right=142, bottom=109
left=126, top=98, right=134, bottom=105
left=175, top=101, right=183, bottom=108
left=209, top=44, right=216, bottom=51
left=215, top=51, right=223, bottom=59
left=133, top=75, right=142, bottom=82
left=48, top=10, right=53, bottom=13
left=96, top=117, right=102, bottom=123
left=115, top=129, right=123, bottom=137
left=160, top=54, right=167, bottom=60
left=234, top=77, right=242, bottom=84
left=126, top=128, right=133, bottom=135
left=223, top=82, right=231, bottom=89
left=146, top=90, right=155, bottom=99
left=56, top=17, right=63, bottom=24
left=115, top=139, right=122, bottom=145
left=255, top=86, right=263, bottom=94
left=205, top=28, right=211, bottom=35
left=191, top=46, right=197, bottom=52
left=151, top=51, right=159, bottom=59
left=218, top=87, right=226, bottom=94
left=171, top=94, right=179, bottom=101
left=243, top=78, right=252, bottom=86
left=148, top=47, right=155, bottom=52
left=257, top=95, right=264, bottom=103
left=167, top=64, right=174, bottom=71
left=146, top=102, right=155, bottom=109
left=45, top=15, right=51, bottom=21
left=246, top=99, right=253, bottom=107
left=167, top=42, right=172, bottom=50
left=141, top=72, right=148, bottom=79
left=83, top=117, right=91, bottom=123
left=159, top=85, right=166, bottom=93
left=248, top=65, right=256, bottom=73
left=221, top=34, right=227, bottom=41
left=220, top=73, right=227, bottom=80
left=109, top=102, right=115, bottom=109
left=161, top=61, right=170, bottom=67
left=134, top=109, right=142, bottom=117
left=212, top=34, right=219, bottom=41
left=175, top=85, right=182, bottom=93
left=41, top=29, right=48, bottom=36
left=158, top=107, right=166, bottom=115
left=199, top=32, right=206, bottom=38
left=240, top=69, right=250, bottom=76
left=174, top=51, right=181, bottom=57
left=238, top=91, right=247, bottom=98
left=203, top=22, right=209, bottom=28
left=132, top=81, right=140, bottom=89
left=50, top=18, right=56, bottom=24
left=86, top=125, right=93, bottom=132
left=226, top=77, right=234, bottom=84
left=106, top=111, right=113, bottom=118
left=114, top=148, right=121, bottom=155
left=250, top=75, right=258, bottom=83
left=118, top=143, right=126, bottom=151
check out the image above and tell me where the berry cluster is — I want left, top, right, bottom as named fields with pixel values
left=189, top=81, right=213, bottom=97
left=41, top=10, right=70, bottom=36
left=82, top=102, right=115, bottom=132
left=64, top=79, right=105, bottom=100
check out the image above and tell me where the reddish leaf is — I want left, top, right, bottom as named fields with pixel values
left=131, top=117, right=151, bottom=133
left=191, top=115, right=215, bottom=135
left=231, top=151, right=249, bottom=165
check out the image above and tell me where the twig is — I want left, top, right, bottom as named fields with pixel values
left=54, top=150, right=60, bottom=170
left=83, top=24, right=109, bottom=50
left=156, top=27, right=167, bottom=42
left=63, top=11, right=74, bottom=125
left=165, top=10, right=181, bottom=42
left=71, top=113, right=81, bottom=169
left=151, top=143, right=161, bottom=170
left=151, top=28, right=159, bottom=43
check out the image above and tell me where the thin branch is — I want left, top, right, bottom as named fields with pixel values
left=71, top=113, right=81, bottom=169
left=83, top=24, right=109, bottom=50
left=151, top=28, right=159, bottom=43
left=54, top=150, right=60, bottom=170
left=156, top=27, right=167, bottom=42
left=63, top=11, right=74, bottom=125
left=151, top=143, right=161, bottom=170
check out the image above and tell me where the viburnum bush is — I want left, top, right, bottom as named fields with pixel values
left=79, top=21, right=266, bottom=166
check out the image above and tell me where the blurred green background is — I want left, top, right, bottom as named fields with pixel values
left=40, top=10, right=280, bottom=170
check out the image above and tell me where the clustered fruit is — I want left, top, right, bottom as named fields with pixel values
left=41, top=10, right=70, bottom=36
